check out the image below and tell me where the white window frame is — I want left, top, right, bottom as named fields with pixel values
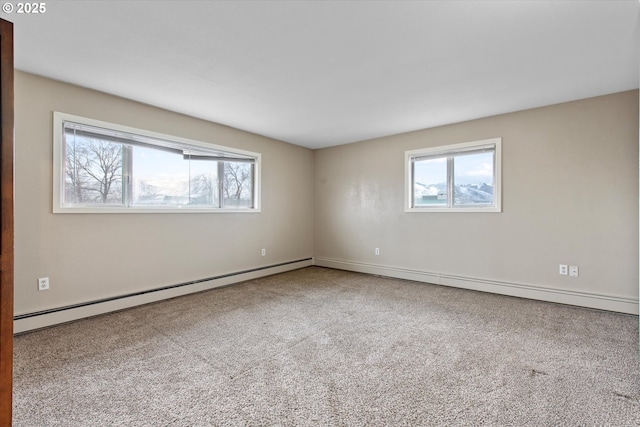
left=53, top=112, right=261, bottom=213
left=405, top=138, right=502, bottom=213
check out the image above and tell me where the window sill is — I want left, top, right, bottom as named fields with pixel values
left=53, top=206, right=261, bottom=214
left=405, top=207, right=501, bottom=213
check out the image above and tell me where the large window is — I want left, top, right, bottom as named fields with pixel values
left=54, top=112, right=261, bottom=213
left=405, top=138, right=501, bottom=212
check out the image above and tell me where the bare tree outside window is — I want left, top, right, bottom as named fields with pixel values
left=64, top=137, right=123, bottom=205
left=64, top=140, right=91, bottom=204
left=57, top=113, right=260, bottom=211
left=190, top=172, right=218, bottom=205
left=223, top=162, right=252, bottom=207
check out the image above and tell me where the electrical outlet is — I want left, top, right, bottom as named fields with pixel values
left=559, top=265, right=568, bottom=275
left=569, top=266, right=579, bottom=277
left=38, top=277, right=49, bottom=291
left=261, top=248, right=266, bottom=256
left=375, top=248, right=380, bottom=256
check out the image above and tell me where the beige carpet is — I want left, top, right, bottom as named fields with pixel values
left=13, top=267, right=640, bottom=426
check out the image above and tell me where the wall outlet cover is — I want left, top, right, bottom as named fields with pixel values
left=569, top=266, right=579, bottom=277
left=38, top=277, right=49, bottom=291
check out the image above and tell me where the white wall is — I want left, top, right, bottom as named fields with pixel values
left=14, top=71, right=314, bottom=328
left=314, top=91, right=639, bottom=314
left=14, top=72, right=639, bottom=331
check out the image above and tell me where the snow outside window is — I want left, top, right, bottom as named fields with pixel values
left=405, top=138, right=501, bottom=213
left=53, top=112, right=261, bottom=213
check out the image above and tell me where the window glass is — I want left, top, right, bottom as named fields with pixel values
left=188, top=157, right=220, bottom=207
left=223, top=162, right=253, bottom=208
left=64, top=135, right=124, bottom=206
left=131, top=145, right=190, bottom=207
left=453, top=151, right=494, bottom=206
left=54, top=112, right=260, bottom=213
left=413, top=157, right=447, bottom=207
left=405, top=138, right=501, bottom=213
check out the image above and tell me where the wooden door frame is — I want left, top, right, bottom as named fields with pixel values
left=0, top=17, right=14, bottom=427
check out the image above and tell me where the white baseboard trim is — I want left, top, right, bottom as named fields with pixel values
left=14, top=258, right=313, bottom=334
left=314, top=257, right=639, bottom=315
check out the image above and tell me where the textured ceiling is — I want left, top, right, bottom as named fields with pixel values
left=4, top=1, right=639, bottom=148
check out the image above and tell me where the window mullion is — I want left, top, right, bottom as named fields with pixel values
left=217, top=161, right=225, bottom=208
left=405, top=137, right=501, bottom=212
left=411, top=160, right=416, bottom=208
left=123, top=145, right=133, bottom=207
left=55, top=112, right=260, bottom=212
left=250, top=162, right=256, bottom=209
left=447, top=156, right=454, bottom=208
left=187, top=154, right=191, bottom=205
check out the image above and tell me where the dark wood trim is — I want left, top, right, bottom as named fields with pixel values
left=0, top=17, right=14, bottom=427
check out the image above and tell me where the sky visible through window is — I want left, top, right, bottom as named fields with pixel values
left=414, top=152, right=494, bottom=187
left=133, top=146, right=190, bottom=191
left=58, top=112, right=259, bottom=211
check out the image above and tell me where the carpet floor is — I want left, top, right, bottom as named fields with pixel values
left=12, top=266, right=640, bottom=426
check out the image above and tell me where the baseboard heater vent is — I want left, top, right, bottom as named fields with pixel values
left=14, top=258, right=313, bottom=332
left=314, top=257, right=639, bottom=315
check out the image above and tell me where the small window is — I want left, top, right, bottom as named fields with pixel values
left=405, top=138, right=501, bottom=212
left=53, top=112, right=261, bottom=213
